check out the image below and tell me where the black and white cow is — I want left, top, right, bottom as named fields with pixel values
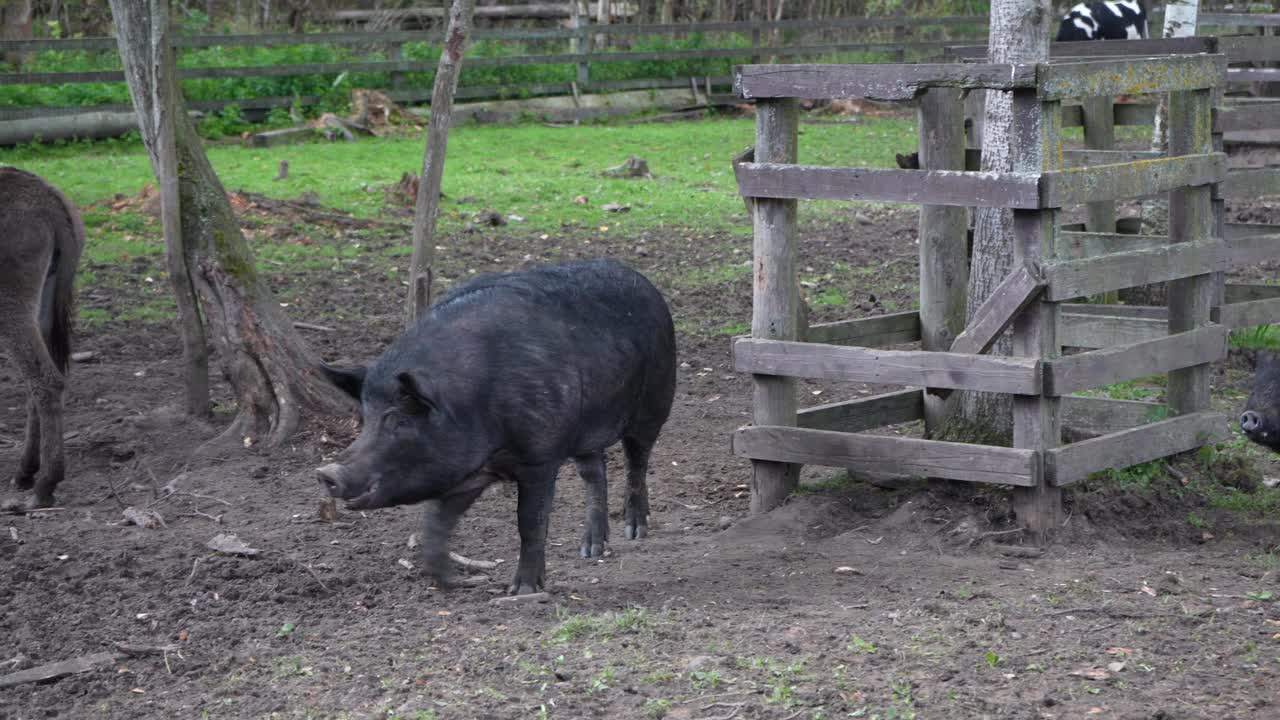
left=1056, top=1, right=1148, bottom=41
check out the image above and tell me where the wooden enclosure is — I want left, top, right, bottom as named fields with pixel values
left=730, top=51, right=1267, bottom=536
left=944, top=35, right=1280, bottom=357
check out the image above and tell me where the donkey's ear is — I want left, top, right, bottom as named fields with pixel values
left=319, top=362, right=367, bottom=400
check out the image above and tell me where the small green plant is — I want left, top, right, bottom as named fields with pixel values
left=984, top=650, right=1001, bottom=668
left=1247, top=590, right=1275, bottom=601
left=643, top=698, right=673, bottom=718
left=276, top=622, right=296, bottom=638
left=1187, top=512, right=1207, bottom=529
left=848, top=636, right=878, bottom=654
left=689, top=670, right=724, bottom=689
left=590, top=667, right=616, bottom=693
left=765, top=682, right=794, bottom=705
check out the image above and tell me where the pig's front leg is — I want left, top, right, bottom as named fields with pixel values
left=419, top=484, right=486, bottom=589
left=510, top=463, right=559, bottom=595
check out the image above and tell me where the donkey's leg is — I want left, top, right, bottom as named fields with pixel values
left=14, top=398, right=40, bottom=489
left=4, top=322, right=66, bottom=507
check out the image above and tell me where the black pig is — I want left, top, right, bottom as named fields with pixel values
left=317, top=259, right=677, bottom=595
left=1241, top=350, right=1280, bottom=451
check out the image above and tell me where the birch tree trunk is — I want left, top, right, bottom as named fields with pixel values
left=407, top=0, right=476, bottom=323
left=111, top=0, right=351, bottom=446
left=957, top=0, right=1051, bottom=441
left=1151, top=0, right=1201, bottom=155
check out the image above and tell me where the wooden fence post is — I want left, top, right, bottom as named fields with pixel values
left=1166, top=87, right=1215, bottom=416
left=1010, top=88, right=1063, bottom=540
left=388, top=40, right=404, bottom=94
left=917, top=87, right=969, bottom=435
left=1081, top=95, right=1116, bottom=234
left=749, top=97, right=801, bottom=514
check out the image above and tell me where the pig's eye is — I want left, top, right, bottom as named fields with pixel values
left=397, top=391, right=430, bottom=417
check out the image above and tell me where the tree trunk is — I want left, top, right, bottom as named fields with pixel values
left=111, top=0, right=351, bottom=445
left=407, top=0, right=477, bottom=323
left=1151, top=0, right=1201, bottom=155
left=1, top=0, right=33, bottom=67
left=956, top=0, right=1051, bottom=442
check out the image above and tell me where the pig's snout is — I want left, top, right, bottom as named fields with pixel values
left=317, top=463, right=349, bottom=497
left=1241, top=411, right=1263, bottom=435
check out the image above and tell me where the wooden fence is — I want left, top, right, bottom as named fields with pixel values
left=0, top=14, right=988, bottom=122
left=943, top=33, right=1280, bottom=346
left=732, top=51, right=1254, bottom=535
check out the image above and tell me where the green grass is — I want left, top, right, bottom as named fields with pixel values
left=549, top=607, right=650, bottom=645
left=1231, top=324, right=1280, bottom=351
left=1, top=115, right=915, bottom=237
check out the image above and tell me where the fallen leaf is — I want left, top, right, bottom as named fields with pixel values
left=398, top=558, right=415, bottom=571
left=207, top=533, right=259, bottom=557
left=1069, top=667, right=1111, bottom=681
left=1105, top=647, right=1132, bottom=657
left=178, top=629, right=189, bottom=642
left=1140, top=585, right=1157, bottom=597
left=317, top=497, right=337, bottom=522
left=834, top=566, right=863, bottom=575
left=602, top=202, right=631, bottom=213
left=572, top=195, right=589, bottom=204
left=407, top=533, right=420, bottom=549
left=1106, top=661, right=1126, bottom=673
left=122, top=506, right=165, bottom=529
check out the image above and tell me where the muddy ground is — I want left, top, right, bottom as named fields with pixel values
left=4, top=136, right=1280, bottom=720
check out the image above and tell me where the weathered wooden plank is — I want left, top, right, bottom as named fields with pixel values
left=1224, top=223, right=1279, bottom=241
left=1053, top=230, right=1166, bottom=260
left=1064, top=149, right=1161, bottom=166
left=1201, top=12, right=1280, bottom=28
left=733, top=338, right=1043, bottom=395
left=733, top=63, right=1037, bottom=101
left=949, top=264, right=1046, bottom=356
left=732, top=425, right=1037, bottom=486
left=734, top=163, right=1041, bottom=209
left=805, top=311, right=921, bottom=347
left=1220, top=166, right=1280, bottom=200
left=945, top=37, right=1216, bottom=60
left=1039, top=153, right=1227, bottom=208
left=1043, top=325, right=1229, bottom=397
left=916, top=86, right=970, bottom=436
left=1227, top=68, right=1280, bottom=83
left=1061, top=395, right=1166, bottom=434
left=797, top=388, right=923, bottom=432
left=1225, top=232, right=1280, bottom=268
left=1217, top=35, right=1280, bottom=63
left=1009, top=88, right=1063, bottom=538
left=1046, top=411, right=1230, bottom=487
left=1060, top=303, right=1168, bottom=319
left=1036, top=54, right=1227, bottom=101
left=1042, top=239, right=1225, bottom=301
left=1213, top=297, right=1280, bottom=329
left=1224, top=283, right=1280, bottom=303
left=1216, top=102, right=1280, bottom=133
left=749, top=97, right=802, bottom=514
left=1059, top=312, right=1167, bottom=348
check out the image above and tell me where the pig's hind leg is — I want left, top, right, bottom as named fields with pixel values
left=621, top=436, right=655, bottom=540
left=574, top=452, right=610, bottom=559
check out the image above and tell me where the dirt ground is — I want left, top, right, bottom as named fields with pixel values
left=4, top=139, right=1280, bottom=720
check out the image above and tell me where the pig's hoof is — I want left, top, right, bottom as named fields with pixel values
left=580, top=525, right=609, bottom=558
left=508, top=576, right=544, bottom=596
left=624, top=519, right=648, bottom=540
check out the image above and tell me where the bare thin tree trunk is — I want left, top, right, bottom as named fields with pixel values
left=0, top=0, right=33, bottom=67
left=407, top=0, right=477, bottom=323
left=957, top=0, right=1051, bottom=441
left=1151, top=0, right=1202, bottom=155
left=111, top=0, right=351, bottom=445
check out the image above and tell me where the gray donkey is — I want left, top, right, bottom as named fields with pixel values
left=1, top=166, right=84, bottom=508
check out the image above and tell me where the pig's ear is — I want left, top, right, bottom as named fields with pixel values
left=319, top=362, right=367, bottom=400
left=396, top=370, right=438, bottom=414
